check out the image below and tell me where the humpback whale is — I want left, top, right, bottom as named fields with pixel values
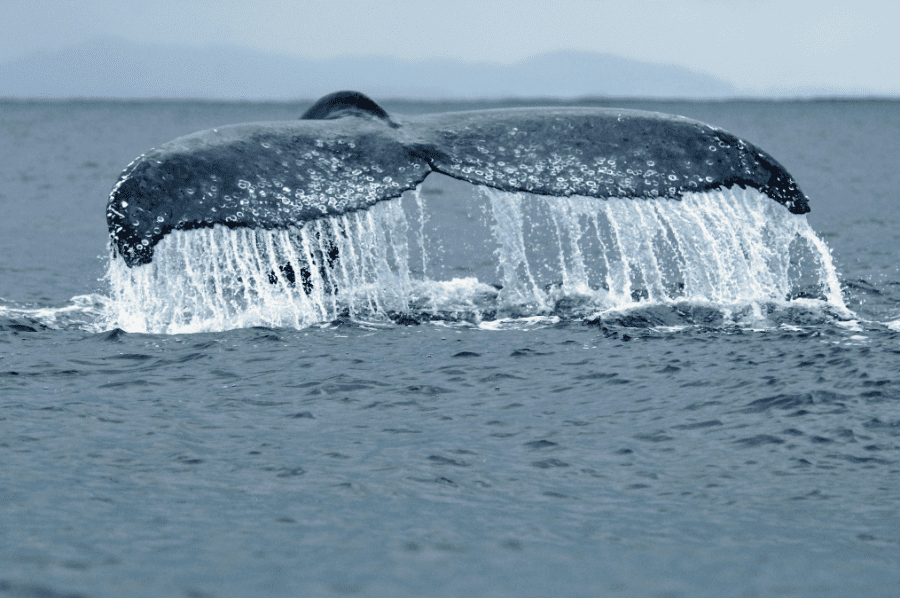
left=107, top=91, right=809, bottom=267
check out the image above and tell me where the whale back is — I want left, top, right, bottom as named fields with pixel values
left=300, top=90, right=392, bottom=122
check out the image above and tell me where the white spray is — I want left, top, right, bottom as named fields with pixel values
left=104, top=186, right=845, bottom=333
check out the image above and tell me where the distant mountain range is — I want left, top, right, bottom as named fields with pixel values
left=0, top=37, right=739, bottom=100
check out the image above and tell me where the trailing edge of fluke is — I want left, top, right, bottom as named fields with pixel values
left=107, top=90, right=810, bottom=267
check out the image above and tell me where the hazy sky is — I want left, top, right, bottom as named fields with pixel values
left=3, top=0, right=897, bottom=95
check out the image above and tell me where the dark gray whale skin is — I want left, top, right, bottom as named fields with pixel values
left=107, top=91, right=809, bottom=267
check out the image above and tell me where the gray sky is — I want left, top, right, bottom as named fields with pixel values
left=3, top=0, right=897, bottom=95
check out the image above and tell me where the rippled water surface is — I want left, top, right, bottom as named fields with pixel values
left=1, top=99, right=899, bottom=597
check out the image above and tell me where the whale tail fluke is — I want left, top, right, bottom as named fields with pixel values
left=107, top=91, right=811, bottom=268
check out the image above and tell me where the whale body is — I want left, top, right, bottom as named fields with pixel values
left=107, top=91, right=809, bottom=267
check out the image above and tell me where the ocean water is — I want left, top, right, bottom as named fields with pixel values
left=0, top=98, right=899, bottom=597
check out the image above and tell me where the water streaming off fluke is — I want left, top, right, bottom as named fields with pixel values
left=104, top=183, right=844, bottom=334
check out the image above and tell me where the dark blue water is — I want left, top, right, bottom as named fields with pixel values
left=1, top=99, right=899, bottom=597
